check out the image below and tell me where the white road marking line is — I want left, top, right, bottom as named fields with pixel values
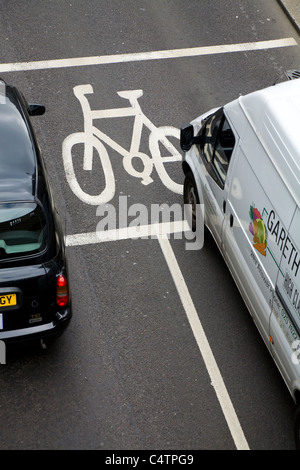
left=158, top=236, right=250, bottom=451
left=0, top=38, right=296, bottom=72
left=65, top=220, right=189, bottom=246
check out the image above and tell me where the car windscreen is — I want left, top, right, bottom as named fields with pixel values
left=0, top=202, right=47, bottom=260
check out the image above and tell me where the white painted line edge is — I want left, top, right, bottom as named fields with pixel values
left=65, top=220, right=190, bottom=246
left=158, top=236, right=250, bottom=451
left=0, top=38, right=296, bottom=72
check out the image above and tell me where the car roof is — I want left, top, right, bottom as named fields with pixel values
left=0, top=81, right=37, bottom=202
left=225, top=79, right=300, bottom=206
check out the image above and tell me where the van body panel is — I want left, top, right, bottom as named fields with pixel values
left=270, top=207, right=300, bottom=397
left=238, top=80, right=300, bottom=207
left=224, top=147, right=272, bottom=343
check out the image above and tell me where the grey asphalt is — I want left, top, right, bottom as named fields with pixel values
left=278, top=0, right=300, bottom=34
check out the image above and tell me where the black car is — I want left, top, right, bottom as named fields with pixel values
left=0, top=79, right=71, bottom=345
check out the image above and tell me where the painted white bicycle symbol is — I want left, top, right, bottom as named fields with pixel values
left=62, top=84, right=183, bottom=205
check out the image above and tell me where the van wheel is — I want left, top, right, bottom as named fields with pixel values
left=184, top=171, right=199, bottom=232
left=295, top=405, right=300, bottom=450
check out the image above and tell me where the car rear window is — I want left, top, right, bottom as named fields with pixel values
left=0, top=202, right=47, bottom=260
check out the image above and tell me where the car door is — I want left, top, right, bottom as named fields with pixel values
left=199, top=108, right=237, bottom=249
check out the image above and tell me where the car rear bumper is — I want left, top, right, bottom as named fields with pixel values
left=0, top=307, right=72, bottom=344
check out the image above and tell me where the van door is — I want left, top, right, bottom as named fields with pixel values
left=222, top=141, right=295, bottom=346
left=198, top=108, right=237, bottom=249
left=269, top=207, right=300, bottom=395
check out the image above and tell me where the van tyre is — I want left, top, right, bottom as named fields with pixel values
left=184, top=171, right=199, bottom=232
left=295, top=405, right=300, bottom=450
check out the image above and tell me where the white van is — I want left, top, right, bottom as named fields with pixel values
left=180, top=77, right=300, bottom=449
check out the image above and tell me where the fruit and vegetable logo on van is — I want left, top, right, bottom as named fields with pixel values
left=249, top=205, right=268, bottom=256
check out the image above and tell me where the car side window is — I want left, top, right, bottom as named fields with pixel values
left=200, top=109, right=235, bottom=188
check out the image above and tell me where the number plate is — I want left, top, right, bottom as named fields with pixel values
left=0, top=294, right=17, bottom=308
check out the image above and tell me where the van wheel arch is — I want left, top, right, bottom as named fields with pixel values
left=294, top=404, right=300, bottom=450
left=295, top=390, right=300, bottom=407
left=182, top=160, right=190, bottom=175
left=293, top=390, right=300, bottom=450
left=183, top=170, right=200, bottom=232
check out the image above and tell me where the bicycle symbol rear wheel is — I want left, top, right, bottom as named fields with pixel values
left=62, top=132, right=115, bottom=205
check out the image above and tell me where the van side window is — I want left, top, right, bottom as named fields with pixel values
left=202, top=110, right=222, bottom=164
left=200, top=109, right=235, bottom=188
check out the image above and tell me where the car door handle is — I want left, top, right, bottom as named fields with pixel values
left=230, top=214, right=234, bottom=227
left=223, top=200, right=226, bottom=213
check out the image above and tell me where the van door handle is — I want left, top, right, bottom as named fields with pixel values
left=230, top=214, right=234, bottom=227
left=223, top=200, right=226, bottom=213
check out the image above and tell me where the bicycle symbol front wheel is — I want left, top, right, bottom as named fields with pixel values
left=62, top=132, right=115, bottom=205
left=149, top=126, right=183, bottom=194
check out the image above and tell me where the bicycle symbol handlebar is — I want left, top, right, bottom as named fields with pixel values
left=62, top=84, right=183, bottom=205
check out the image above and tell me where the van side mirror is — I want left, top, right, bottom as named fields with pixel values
left=28, top=104, right=46, bottom=116
left=180, top=125, right=195, bottom=151
left=180, top=124, right=202, bottom=151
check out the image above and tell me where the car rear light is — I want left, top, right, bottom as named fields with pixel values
left=56, top=274, right=69, bottom=307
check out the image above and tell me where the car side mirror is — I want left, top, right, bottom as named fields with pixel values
left=28, top=104, right=46, bottom=116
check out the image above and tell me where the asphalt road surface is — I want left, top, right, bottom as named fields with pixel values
left=0, top=0, right=300, bottom=451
